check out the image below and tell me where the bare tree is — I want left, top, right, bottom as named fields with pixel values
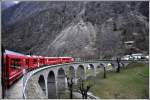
left=116, top=57, right=121, bottom=73
left=103, top=65, right=106, bottom=78
left=67, top=77, right=74, bottom=99
left=78, top=79, right=92, bottom=99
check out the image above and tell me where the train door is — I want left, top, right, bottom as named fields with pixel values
left=25, top=58, right=29, bottom=70
left=32, top=58, right=38, bottom=68
left=28, top=57, right=33, bottom=70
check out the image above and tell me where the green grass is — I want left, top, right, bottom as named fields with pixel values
left=58, top=90, right=82, bottom=99
left=89, top=63, right=149, bottom=99
left=86, top=69, right=93, bottom=76
left=58, top=91, right=69, bottom=99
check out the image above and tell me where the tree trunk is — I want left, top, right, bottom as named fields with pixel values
left=82, top=92, right=84, bottom=99
left=117, top=58, right=120, bottom=73
left=67, top=77, right=73, bottom=99
left=85, top=91, right=88, bottom=99
left=104, top=66, right=106, bottom=78
left=70, top=90, right=73, bottom=99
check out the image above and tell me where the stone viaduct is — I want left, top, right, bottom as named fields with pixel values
left=3, top=60, right=147, bottom=99
left=23, top=60, right=129, bottom=99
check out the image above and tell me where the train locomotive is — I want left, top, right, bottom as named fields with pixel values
left=2, top=50, right=74, bottom=87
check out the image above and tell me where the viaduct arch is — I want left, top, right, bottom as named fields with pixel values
left=57, top=68, right=66, bottom=98
left=38, top=75, right=46, bottom=95
left=68, top=66, right=76, bottom=82
left=47, top=71, right=56, bottom=99
left=77, top=65, right=85, bottom=79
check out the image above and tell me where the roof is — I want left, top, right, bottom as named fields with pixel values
left=124, top=41, right=134, bottom=44
left=5, top=49, right=26, bottom=56
left=131, top=53, right=143, bottom=56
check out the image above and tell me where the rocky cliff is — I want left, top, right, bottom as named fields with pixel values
left=2, top=1, right=149, bottom=59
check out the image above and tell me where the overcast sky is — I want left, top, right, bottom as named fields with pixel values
left=1, top=1, right=20, bottom=10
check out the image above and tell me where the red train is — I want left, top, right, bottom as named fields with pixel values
left=2, top=50, right=74, bottom=87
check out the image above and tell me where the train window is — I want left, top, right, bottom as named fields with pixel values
left=40, top=59, right=43, bottom=63
left=49, top=58, right=58, bottom=61
left=26, top=59, right=29, bottom=65
left=11, top=58, right=21, bottom=70
left=63, top=58, right=69, bottom=60
left=33, top=59, right=37, bottom=64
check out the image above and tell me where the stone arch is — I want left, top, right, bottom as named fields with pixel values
left=89, top=64, right=95, bottom=76
left=100, top=63, right=105, bottom=67
left=77, top=65, right=85, bottom=79
left=69, top=66, right=75, bottom=79
left=47, top=71, right=56, bottom=99
left=57, top=68, right=66, bottom=98
left=106, top=62, right=113, bottom=70
left=38, top=75, right=46, bottom=95
left=66, top=66, right=76, bottom=80
left=96, top=65, right=102, bottom=74
left=110, top=62, right=116, bottom=70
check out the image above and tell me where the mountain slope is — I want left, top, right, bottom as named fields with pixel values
left=2, top=1, right=149, bottom=58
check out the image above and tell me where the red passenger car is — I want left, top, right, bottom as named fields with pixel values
left=46, top=57, right=61, bottom=65
left=2, top=51, right=27, bottom=86
left=60, top=57, right=74, bottom=63
left=39, top=56, right=45, bottom=66
left=2, top=50, right=74, bottom=87
left=27, top=55, right=39, bottom=70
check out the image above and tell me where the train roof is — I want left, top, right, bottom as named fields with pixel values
left=45, top=57, right=60, bottom=58
left=4, top=50, right=26, bottom=56
left=59, top=57, right=73, bottom=58
left=45, top=57, right=72, bottom=58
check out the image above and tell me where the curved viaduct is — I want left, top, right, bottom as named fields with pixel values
left=24, top=62, right=103, bottom=99
left=4, top=60, right=147, bottom=99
